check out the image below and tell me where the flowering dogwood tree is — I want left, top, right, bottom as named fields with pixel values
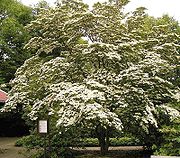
left=3, top=0, right=180, bottom=155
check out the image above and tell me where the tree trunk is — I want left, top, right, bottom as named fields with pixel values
left=96, top=125, right=110, bottom=155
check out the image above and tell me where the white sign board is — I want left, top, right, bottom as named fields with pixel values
left=38, top=120, right=48, bottom=134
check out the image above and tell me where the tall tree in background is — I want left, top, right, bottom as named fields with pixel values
left=33, top=0, right=50, bottom=15
left=148, top=15, right=180, bottom=155
left=0, top=0, right=33, bottom=84
left=2, top=0, right=180, bottom=156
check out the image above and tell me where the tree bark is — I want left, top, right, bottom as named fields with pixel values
left=96, top=125, right=110, bottom=155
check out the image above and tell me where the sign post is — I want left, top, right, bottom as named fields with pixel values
left=38, top=119, right=49, bottom=158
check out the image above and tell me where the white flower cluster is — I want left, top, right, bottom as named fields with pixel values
left=3, top=0, right=180, bottom=135
left=161, top=105, right=180, bottom=119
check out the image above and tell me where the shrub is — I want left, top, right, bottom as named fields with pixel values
left=15, top=135, right=44, bottom=148
left=81, top=137, right=140, bottom=147
left=153, top=118, right=180, bottom=156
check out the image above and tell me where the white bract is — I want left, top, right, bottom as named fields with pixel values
left=3, top=0, right=180, bottom=135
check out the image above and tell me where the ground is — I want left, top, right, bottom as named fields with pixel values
left=0, top=137, right=145, bottom=158
left=0, top=137, right=144, bottom=158
left=0, top=137, right=179, bottom=158
left=0, top=137, right=25, bottom=158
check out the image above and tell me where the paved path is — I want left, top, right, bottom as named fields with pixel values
left=0, top=137, right=25, bottom=158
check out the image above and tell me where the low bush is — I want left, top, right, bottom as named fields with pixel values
left=15, top=134, right=141, bottom=158
left=110, top=137, right=140, bottom=146
left=153, top=118, right=180, bottom=156
left=81, top=137, right=140, bottom=147
left=16, top=136, right=140, bottom=148
left=15, top=135, right=44, bottom=148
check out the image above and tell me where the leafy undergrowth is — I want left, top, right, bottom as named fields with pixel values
left=15, top=136, right=146, bottom=158
left=15, top=136, right=140, bottom=147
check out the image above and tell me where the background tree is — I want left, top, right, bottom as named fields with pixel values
left=33, top=0, right=50, bottom=15
left=2, top=0, right=180, bottom=156
left=0, top=0, right=33, bottom=84
left=154, top=111, right=180, bottom=156
left=0, top=0, right=36, bottom=137
left=124, top=8, right=180, bottom=148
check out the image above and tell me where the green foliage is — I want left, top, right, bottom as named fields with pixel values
left=16, top=136, right=140, bottom=148
left=15, top=124, right=87, bottom=157
left=0, top=0, right=33, bottom=25
left=110, top=137, right=140, bottom=146
left=32, top=0, right=51, bottom=16
left=154, top=116, right=180, bottom=156
left=15, top=135, right=44, bottom=147
left=0, top=0, right=33, bottom=84
left=3, top=0, right=180, bottom=156
left=81, top=138, right=99, bottom=147
left=15, top=134, right=65, bottom=158
left=81, top=137, right=140, bottom=147
left=15, top=135, right=141, bottom=157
